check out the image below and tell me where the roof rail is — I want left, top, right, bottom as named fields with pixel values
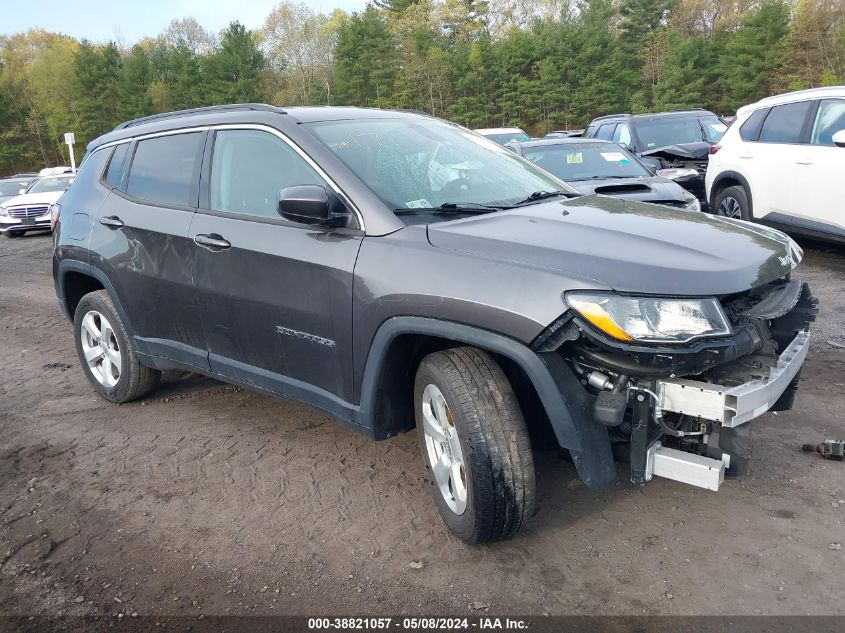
left=592, top=113, right=631, bottom=121
left=114, top=103, right=286, bottom=130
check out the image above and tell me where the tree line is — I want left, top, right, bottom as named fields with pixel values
left=1, top=0, right=843, bottom=174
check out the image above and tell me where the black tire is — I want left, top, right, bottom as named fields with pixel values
left=414, top=347, right=535, bottom=543
left=73, top=290, right=161, bottom=403
left=714, top=185, right=751, bottom=221
left=4, top=231, right=21, bottom=238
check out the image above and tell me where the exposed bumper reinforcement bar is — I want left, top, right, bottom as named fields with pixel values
left=645, top=442, right=726, bottom=491
left=656, top=331, right=810, bottom=428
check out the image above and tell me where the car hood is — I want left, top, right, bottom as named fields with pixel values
left=640, top=142, right=711, bottom=161
left=570, top=176, right=689, bottom=205
left=0, top=191, right=64, bottom=208
left=426, top=194, right=800, bottom=296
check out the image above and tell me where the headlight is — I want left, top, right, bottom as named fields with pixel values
left=656, top=168, right=699, bottom=180
left=0, top=206, right=7, bottom=217
left=566, top=292, right=731, bottom=343
left=683, top=196, right=701, bottom=212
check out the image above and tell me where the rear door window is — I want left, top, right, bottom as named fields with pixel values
left=612, top=123, right=631, bottom=146
left=595, top=124, right=616, bottom=140
left=758, top=101, right=813, bottom=144
left=126, top=132, right=204, bottom=207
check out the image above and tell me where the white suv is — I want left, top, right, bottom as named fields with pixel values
left=706, top=86, right=845, bottom=243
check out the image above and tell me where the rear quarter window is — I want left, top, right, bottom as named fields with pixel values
left=739, top=108, right=769, bottom=141
left=126, top=132, right=204, bottom=207
left=103, top=143, right=130, bottom=189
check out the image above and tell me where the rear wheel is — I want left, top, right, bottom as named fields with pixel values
left=714, top=185, right=751, bottom=221
left=4, top=231, right=21, bottom=238
left=73, top=290, right=160, bottom=403
left=414, top=347, right=535, bottom=543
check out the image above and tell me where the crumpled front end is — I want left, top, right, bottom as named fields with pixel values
left=639, top=143, right=711, bottom=208
left=534, top=277, right=818, bottom=491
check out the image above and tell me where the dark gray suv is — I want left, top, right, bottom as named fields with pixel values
left=53, top=104, right=816, bottom=543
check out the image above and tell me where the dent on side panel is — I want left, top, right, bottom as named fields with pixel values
left=88, top=194, right=206, bottom=357
left=54, top=149, right=112, bottom=269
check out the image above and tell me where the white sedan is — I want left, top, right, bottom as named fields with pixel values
left=0, top=174, right=74, bottom=238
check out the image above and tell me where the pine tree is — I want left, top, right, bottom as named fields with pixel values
left=200, top=22, right=265, bottom=104
left=333, top=8, right=399, bottom=107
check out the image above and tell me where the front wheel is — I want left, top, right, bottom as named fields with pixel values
left=73, top=290, right=161, bottom=403
left=714, top=185, right=751, bottom=221
left=414, top=347, right=535, bottom=543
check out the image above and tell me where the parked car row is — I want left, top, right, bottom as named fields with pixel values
left=0, top=173, right=75, bottom=237
left=476, top=87, right=845, bottom=244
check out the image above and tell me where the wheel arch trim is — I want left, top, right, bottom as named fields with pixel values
left=358, top=317, right=617, bottom=488
left=56, top=260, right=135, bottom=337
left=710, top=170, right=754, bottom=217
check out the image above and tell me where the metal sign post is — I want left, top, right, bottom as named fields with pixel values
left=64, top=132, right=76, bottom=173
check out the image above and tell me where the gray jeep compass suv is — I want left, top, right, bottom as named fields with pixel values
left=53, top=104, right=816, bottom=543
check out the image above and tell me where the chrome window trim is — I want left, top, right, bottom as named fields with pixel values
left=91, top=124, right=364, bottom=231
left=208, top=123, right=364, bottom=231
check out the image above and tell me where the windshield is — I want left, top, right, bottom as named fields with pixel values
left=483, top=131, right=530, bottom=145
left=636, top=115, right=727, bottom=149
left=522, top=142, right=650, bottom=181
left=306, top=118, right=573, bottom=214
left=27, top=175, right=74, bottom=193
left=0, top=181, right=27, bottom=196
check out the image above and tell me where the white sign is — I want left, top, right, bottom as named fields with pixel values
left=600, top=152, right=628, bottom=163
left=64, top=132, right=77, bottom=173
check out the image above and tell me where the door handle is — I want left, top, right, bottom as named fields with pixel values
left=99, top=215, right=124, bottom=228
left=738, top=153, right=753, bottom=159
left=193, top=234, right=231, bottom=250
left=796, top=158, right=813, bottom=165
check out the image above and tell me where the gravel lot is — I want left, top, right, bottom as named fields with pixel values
left=0, top=232, right=843, bottom=618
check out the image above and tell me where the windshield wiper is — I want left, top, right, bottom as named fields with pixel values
left=512, top=190, right=580, bottom=206
left=395, top=202, right=503, bottom=215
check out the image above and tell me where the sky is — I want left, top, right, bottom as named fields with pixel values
left=2, top=0, right=370, bottom=44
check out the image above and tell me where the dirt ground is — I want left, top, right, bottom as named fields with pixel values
left=0, top=231, right=843, bottom=619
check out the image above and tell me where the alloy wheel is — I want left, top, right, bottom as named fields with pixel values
left=718, top=196, right=742, bottom=219
left=421, top=383, right=468, bottom=515
left=79, top=310, right=122, bottom=387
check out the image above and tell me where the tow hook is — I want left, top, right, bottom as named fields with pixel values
left=802, top=440, right=844, bottom=461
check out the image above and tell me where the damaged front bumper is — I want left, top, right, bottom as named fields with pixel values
left=640, top=330, right=809, bottom=491
left=544, top=279, right=817, bottom=493
left=657, top=330, right=809, bottom=428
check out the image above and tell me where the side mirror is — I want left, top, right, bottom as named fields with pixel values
left=617, top=142, right=632, bottom=152
left=18, top=188, right=26, bottom=194
left=277, top=185, right=349, bottom=227
left=833, top=130, right=845, bottom=148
